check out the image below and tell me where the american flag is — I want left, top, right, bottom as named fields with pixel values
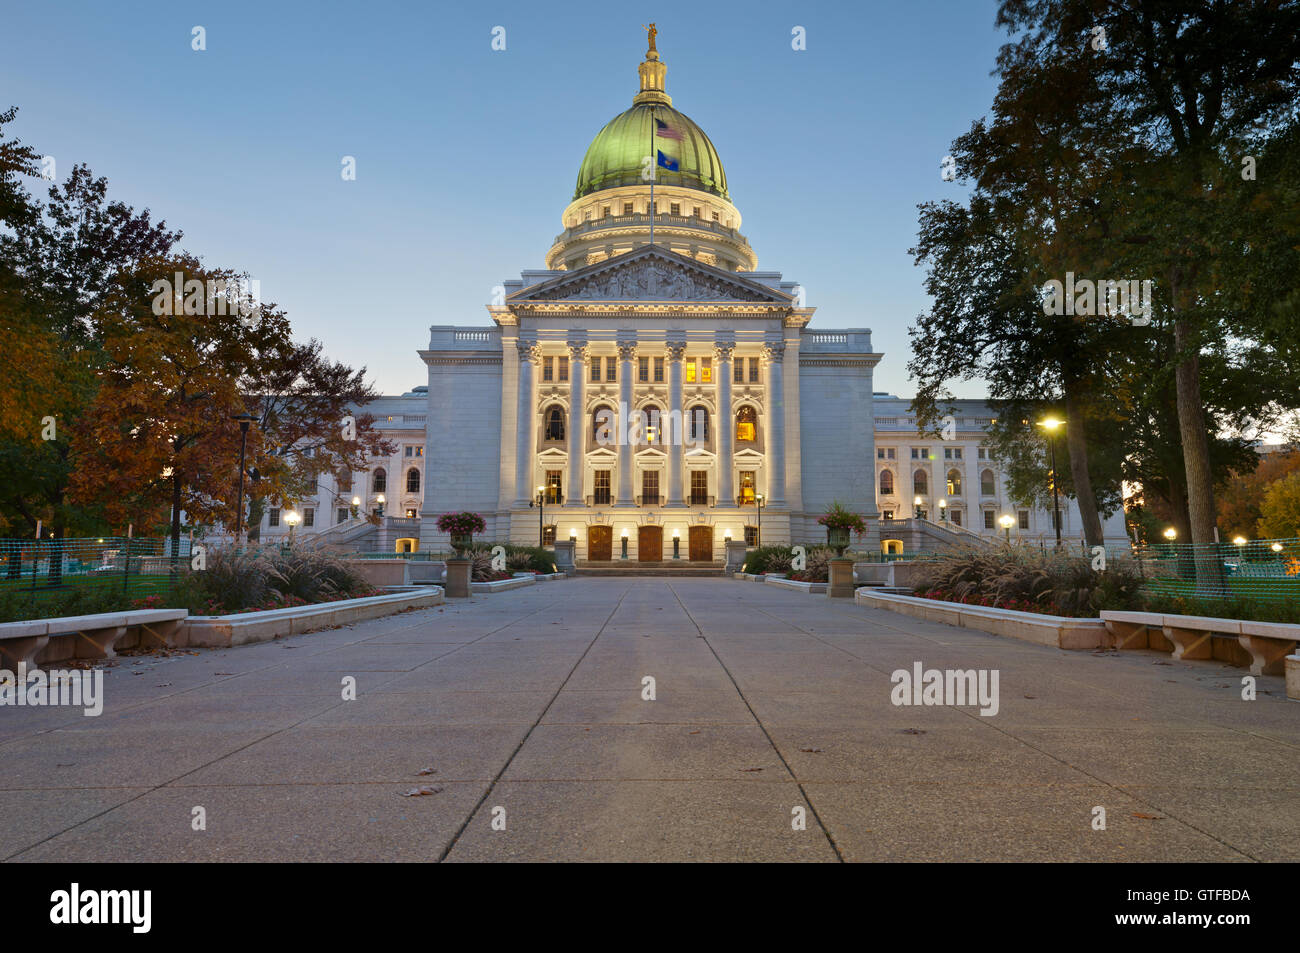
left=655, top=117, right=684, bottom=140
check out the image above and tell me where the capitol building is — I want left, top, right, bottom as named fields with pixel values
left=265, top=37, right=1129, bottom=560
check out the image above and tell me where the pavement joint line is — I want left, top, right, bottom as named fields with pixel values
left=666, top=582, right=845, bottom=863
left=436, top=585, right=634, bottom=862
left=1, top=593, right=574, bottom=862
left=746, top=596, right=1265, bottom=863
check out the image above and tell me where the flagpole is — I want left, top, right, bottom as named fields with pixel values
left=649, top=106, right=655, bottom=248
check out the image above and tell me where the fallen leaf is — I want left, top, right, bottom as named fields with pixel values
left=1023, top=694, right=1036, bottom=699
left=687, top=730, right=701, bottom=735
left=739, top=767, right=764, bottom=772
left=900, top=728, right=926, bottom=735
left=1131, top=812, right=1163, bottom=820
left=401, top=786, right=443, bottom=797
left=1153, top=661, right=1171, bottom=666
left=416, top=767, right=437, bottom=776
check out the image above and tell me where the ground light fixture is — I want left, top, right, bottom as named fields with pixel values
left=999, top=514, right=1014, bottom=541
left=1164, top=528, right=1177, bottom=540
left=1233, top=536, right=1248, bottom=546
left=672, top=527, right=680, bottom=560
left=284, top=509, right=300, bottom=544
left=1272, top=543, right=1284, bottom=553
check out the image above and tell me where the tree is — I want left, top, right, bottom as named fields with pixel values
left=239, top=337, right=395, bottom=541
left=1220, top=449, right=1300, bottom=537
left=1257, top=471, right=1300, bottom=538
left=67, top=255, right=292, bottom=560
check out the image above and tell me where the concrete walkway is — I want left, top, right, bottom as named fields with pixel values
left=2, top=579, right=1296, bottom=862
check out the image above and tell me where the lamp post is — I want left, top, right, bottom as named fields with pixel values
left=528, top=485, right=545, bottom=546
left=284, top=509, right=300, bottom=545
left=621, top=528, right=628, bottom=560
left=672, top=528, right=680, bottom=560
left=999, top=514, right=1014, bottom=542
left=913, top=495, right=923, bottom=520
left=756, top=493, right=765, bottom=547
left=938, top=499, right=947, bottom=524
left=375, top=494, right=385, bottom=518
left=232, top=412, right=257, bottom=547
left=350, top=496, right=360, bottom=519
left=1037, top=417, right=1064, bottom=547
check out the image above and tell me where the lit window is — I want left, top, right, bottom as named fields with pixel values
left=947, top=469, right=962, bottom=496
left=685, top=359, right=696, bottom=383
left=701, top=357, right=712, bottom=383
left=736, top=406, right=757, bottom=442
left=738, top=471, right=755, bottom=504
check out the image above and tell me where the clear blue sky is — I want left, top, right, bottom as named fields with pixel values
left=3, top=0, right=1004, bottom=398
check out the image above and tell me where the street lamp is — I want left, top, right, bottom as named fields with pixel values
left=999, top=514, right=1014, bottom=542
left=938, top=499, right=947, bottom=523
left=672, top=527, right=680, bottom=560
left=913, top=495, right=923, bottom=520
left=375, top=493, right=385, bottom=517
left=1037, top=416, right=1064, bottom=547
left=284, top=509, right=300, bottom=544
left=1163, top=528, right=1177, bottom=540
left=756, top=493, right=765, bottom=547
left=350, top=495, right=360, bottom=519
left=621, top=527, right=629, bottom=560
left=529, top=485, right=546, bottom=546
left=232, top=412, right=257, bottom=547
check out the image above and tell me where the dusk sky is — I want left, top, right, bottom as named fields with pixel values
left=3, top=0, right=1003, bottom=398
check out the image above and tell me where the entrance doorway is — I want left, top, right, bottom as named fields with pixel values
left=688, top=526, right=712, bottom=562
left=587, top=525, right=613, bottom=561
left=637, top=526, right=663, bottom=561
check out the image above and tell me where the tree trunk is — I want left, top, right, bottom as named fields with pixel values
left=1170, top=274, right=1224, bottom=594
left=1063, top=386, right=1105, bottom=548
left=247, top=494, right=264, bottom=543
left=169, top=469, right=183, bottom=568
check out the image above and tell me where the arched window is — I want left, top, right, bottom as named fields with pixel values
left=980, top=469, right=996, bottom=496
left=880, top=469, right=895, bottom=496
left=372, top=468, right=387, bottom=493
left=642, top=405, right=662, bottom=444
left=689, top=405, right=709, bottom=441
left=736, top=406, right=757, bottom=442
left=913, top=469, right=928, bottom=495
left=947, top=469, right=962, bottom=496
left=592, top=405, right=615, bottom=443
left=406, top=468, right=420, bottom=493
left=544, top=405, right=565, bottom=441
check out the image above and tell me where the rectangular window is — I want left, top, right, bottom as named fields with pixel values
left=546, top=470, right=563, bottom=504
left=887, top=448, right=896, bottom=460
left=951, top=510, right=961, bottom=526
left=944, top=448, right=952, bottom=459
left=1019, top=510, right=1030, bottom=530
left=268, top=508, right=280, bottom=527
left=690, top=471, right=708, bottom=505
left=403, top=507, right=415, bottom=518
left=701, top=357, right=712, bottom=383
left=641, top=470, right=659, bottom=504
left=303, top=508, right=314, bottom=527
left=712, top=211, right=720, bottom=222
left=744, top=525, right=758, bottom=546
left=738, top=471, right=755, bottom=504
left=984, top=510, right=995, bottom=530
left=638, top=356, right=650, bottom=382
left=749, top=358, right=759, bottom=383
left=593, top=470, right=611, bottom=505
left=953, top=447, right=962, bottom=459
left=912, top=448, right=920, bottom=460
left=602, top=206, right=610, bottom=218
left=882, top=509, right=895, bottom=520
left=590, top=359, right=601, bottom=382
left=543, top=525, right=556, bottom=545
left=558, top=359, right=568, bottom=382
left=583, top=211, right=591, bottom=221
left=693, top=206, right=701, bottom=217
left=623, top=202, right=634, bottom=215
left=685, top=359, right=696, bottom=383
left=653, top=357, right=664, bottom=382
left=734, top=360, right=744, bottom=383
left=877, top=448, right=886, bottom=460
left=670, top=202, right=680, bottom=215
left=337, top=507, right=349, bottom=525
left=606, top=356, right=616, bottom=381
left=542, top=357, right=553, bottom=382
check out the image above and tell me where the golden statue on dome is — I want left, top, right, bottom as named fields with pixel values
left=643, top=23, right=658, bottom=54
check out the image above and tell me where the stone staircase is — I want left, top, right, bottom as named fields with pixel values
left=574, top=560, right=727, bottom=577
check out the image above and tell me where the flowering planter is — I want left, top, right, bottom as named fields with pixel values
left=826, top=527, right=850, bottom=555
left=450, top=534, right=473, bottom=554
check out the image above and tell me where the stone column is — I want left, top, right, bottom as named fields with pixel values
left=664, top=340, right=686, bottom=507
left=514, top=340, right=540, bottom=507
left=615, top=339, right=636, bottom=507
left=565, top=341, right=587, bottom=507
left=714, top=342, right=736, bottom=507
left=764, top=342, right=787, bottom=506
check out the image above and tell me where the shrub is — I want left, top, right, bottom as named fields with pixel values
left=743, top=545, right=793, bottom=575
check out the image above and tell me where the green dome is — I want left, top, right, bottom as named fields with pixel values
left=574, top=104, right=729, bottom=202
